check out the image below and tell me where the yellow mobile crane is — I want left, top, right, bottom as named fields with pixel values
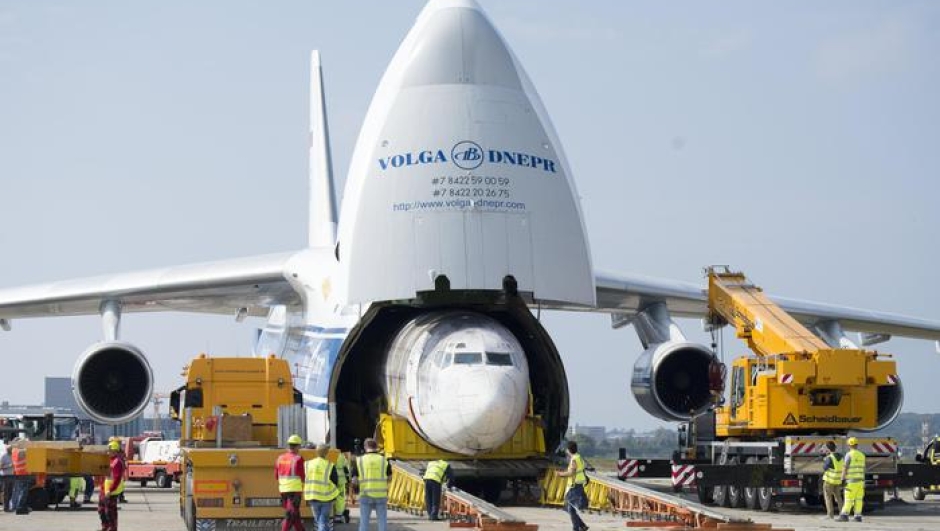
left=619, top=267, right=940, bottom=512
left=706, top=267, right=899, bottom=436
left=681, top=268, right=906, bottom=511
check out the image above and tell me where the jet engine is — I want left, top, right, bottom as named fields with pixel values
left=857, top=380, right=904, bottom=432
left=72, top=341, right=153, bottom=424
left=627, top=302, right=715, bottom=422
left=631, top=340, right=715, bottom=421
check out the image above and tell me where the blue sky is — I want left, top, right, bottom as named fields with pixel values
left=1, top=1, right=937, bottom=431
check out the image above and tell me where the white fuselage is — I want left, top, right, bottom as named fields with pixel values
left=384, top=312, right=529, bottom=455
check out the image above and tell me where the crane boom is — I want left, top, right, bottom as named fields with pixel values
left=707, top=268, right=829, bottom=357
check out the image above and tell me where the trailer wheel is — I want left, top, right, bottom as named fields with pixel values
left=184, top=474, right=196, bottom=531
left=713, top=484, right=729, bottom=507
left=743, top=458, right=758, bottom=510
left=27, top=487, right=50, bottom=511
left=726, top=458, right=744, bottom=508
left=914, top=487, right=926, bottom=501
left=155, top=471, right=170, bottom=489
left=757, top=487, right=775, bottom=512
left=696, top=483, right=714, bottom=504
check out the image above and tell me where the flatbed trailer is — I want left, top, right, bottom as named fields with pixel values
left=11, top=440, right=110, bottom=510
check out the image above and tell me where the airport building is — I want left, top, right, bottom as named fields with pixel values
left=567, top=424, right=606, bottom=441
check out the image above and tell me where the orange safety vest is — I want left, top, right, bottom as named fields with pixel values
left=277, top=452, right=304, bottom=493
left=12, top=448, right=28, bottom=476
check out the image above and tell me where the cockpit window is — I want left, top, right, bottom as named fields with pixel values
left=453, top=352, right=483, bottom=365
left=486, top=352, right=513, bottom=366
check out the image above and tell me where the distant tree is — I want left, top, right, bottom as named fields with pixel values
left=570, top=433, right=598, bottom=456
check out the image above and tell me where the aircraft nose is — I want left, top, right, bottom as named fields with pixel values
left=453, top=369, right=526, bottom=451
left=400, top=0, right=522, bottom=90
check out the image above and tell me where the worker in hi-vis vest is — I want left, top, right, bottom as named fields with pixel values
left=821, top=441, right=844, bottom=519
left=10, top=443, right=30, bottom=515
left=422, top=459, right=453, bottom=521
left=556, top=441, right=589, bottom=531
left=333, top=450, right=350, bottom=523
left=838, top=437, right=866, bottom=522
left=351, top=438, right=391, bottom=531
left=98, top=440, right=126, bottom=531
left=276, top=434, right=307, bottom=531
left=303, top=444, right=339, bottom=531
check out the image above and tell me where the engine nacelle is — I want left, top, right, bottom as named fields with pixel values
left=72, top=341, right=153, bottom=425
left=631, top=341, right=714, bottom=421
left=856, top=380, right=904, bottom=432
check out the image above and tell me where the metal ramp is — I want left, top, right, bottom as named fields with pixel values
left=541, top=469, right=794, bottom=530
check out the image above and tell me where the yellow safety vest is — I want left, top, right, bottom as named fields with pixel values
left=277, top=452, right=304, bottom=493
left=845, top=449, right=866, bottom=483
left=424, top=460, right=449, bottom=483
left=823, top=453, right=843, bottom=485
left=357, top=453, right=388, bottom=499
left=303, top=457, right=339, bottom=501
left=567, top=454, right=587, bottom=490
left=336, top=452, right=349, bottom=486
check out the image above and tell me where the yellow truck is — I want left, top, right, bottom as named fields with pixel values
left=171, top=354, right=342, bottom=531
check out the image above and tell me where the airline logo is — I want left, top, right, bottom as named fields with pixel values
left=451, top=141, right=484, bottom=170
left=377, top=141, right=557, bottom=173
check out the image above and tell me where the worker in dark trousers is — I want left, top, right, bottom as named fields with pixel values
left=423, top=459, right=453, bottom=520
left=11, top=444, right=30, bottom=515
left=99, top=440, right=126, bottom=531
left=1, top=444, right=13, bottom=512
left=556, top=441, right=589, bottom=531
left=820, top=441, right=843, bottom=519
left=276, top=434, right=307, bottom=531
left=83, top=474, right=95, bottom=504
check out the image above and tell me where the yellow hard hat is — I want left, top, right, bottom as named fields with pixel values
left=287, top=434, right=303, bottom=446
left=847, top=437, right=858, bottom=446
left=108, top=440, right=121, bottom=451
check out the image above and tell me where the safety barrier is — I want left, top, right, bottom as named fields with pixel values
left=389, top=461, right=538, bottom=531
left=387, top=462, right=428, bottom=514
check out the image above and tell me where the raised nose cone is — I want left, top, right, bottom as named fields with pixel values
left=339, top=0, right=595, bottom=307
left=401, top=2, right=521, bottom=89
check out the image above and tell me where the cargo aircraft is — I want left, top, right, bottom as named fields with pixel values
left=2, top=0, right=939, bottom=458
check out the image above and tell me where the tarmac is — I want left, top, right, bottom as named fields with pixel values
left=2, top=486, right=940, bottom=531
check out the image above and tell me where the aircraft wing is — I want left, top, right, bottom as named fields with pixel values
left=583, top=270, right=940, bottom=343
left=0, top=252, right=301, bottom=322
